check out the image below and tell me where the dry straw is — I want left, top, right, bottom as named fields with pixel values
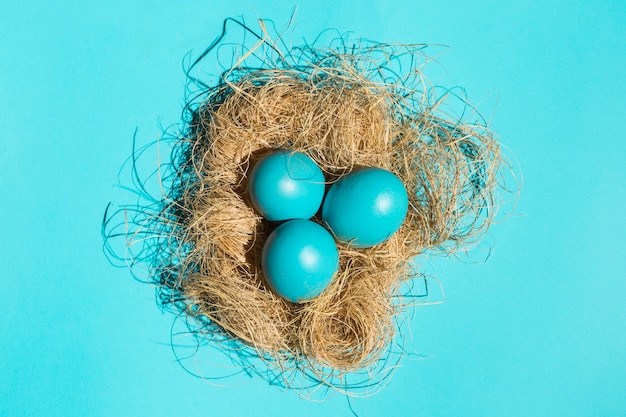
left=104, top=18, right=510, bottom=395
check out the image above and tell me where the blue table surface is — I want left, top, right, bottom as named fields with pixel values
left=1, top=1, right=625, bottom=416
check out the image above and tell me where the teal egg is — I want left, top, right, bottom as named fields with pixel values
left=322, top=167, right=409, bottom=248
left=248, top=150, right=325, bottom=221
left=262, top=220, right=339, bottom=303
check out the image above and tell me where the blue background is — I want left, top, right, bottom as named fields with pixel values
left=1, top=1, right=625, bottom=416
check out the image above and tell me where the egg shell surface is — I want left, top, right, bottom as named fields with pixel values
left=322, top=167, right=409, bottom=248
left=248, top=151, right=325, bottom=221
left=262, top=219, right=339, bottom=303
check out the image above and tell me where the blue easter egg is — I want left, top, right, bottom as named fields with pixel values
left=262, top=219, right=339, bottom=303
left=322, top=167, right=409, bottom=248
left=248, top=151, right=325, bottom=221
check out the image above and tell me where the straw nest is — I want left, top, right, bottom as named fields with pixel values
left=104, top=20, right=506, bottom=393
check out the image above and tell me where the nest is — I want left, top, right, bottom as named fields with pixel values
left=104, top=19, right=506, bottom=394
